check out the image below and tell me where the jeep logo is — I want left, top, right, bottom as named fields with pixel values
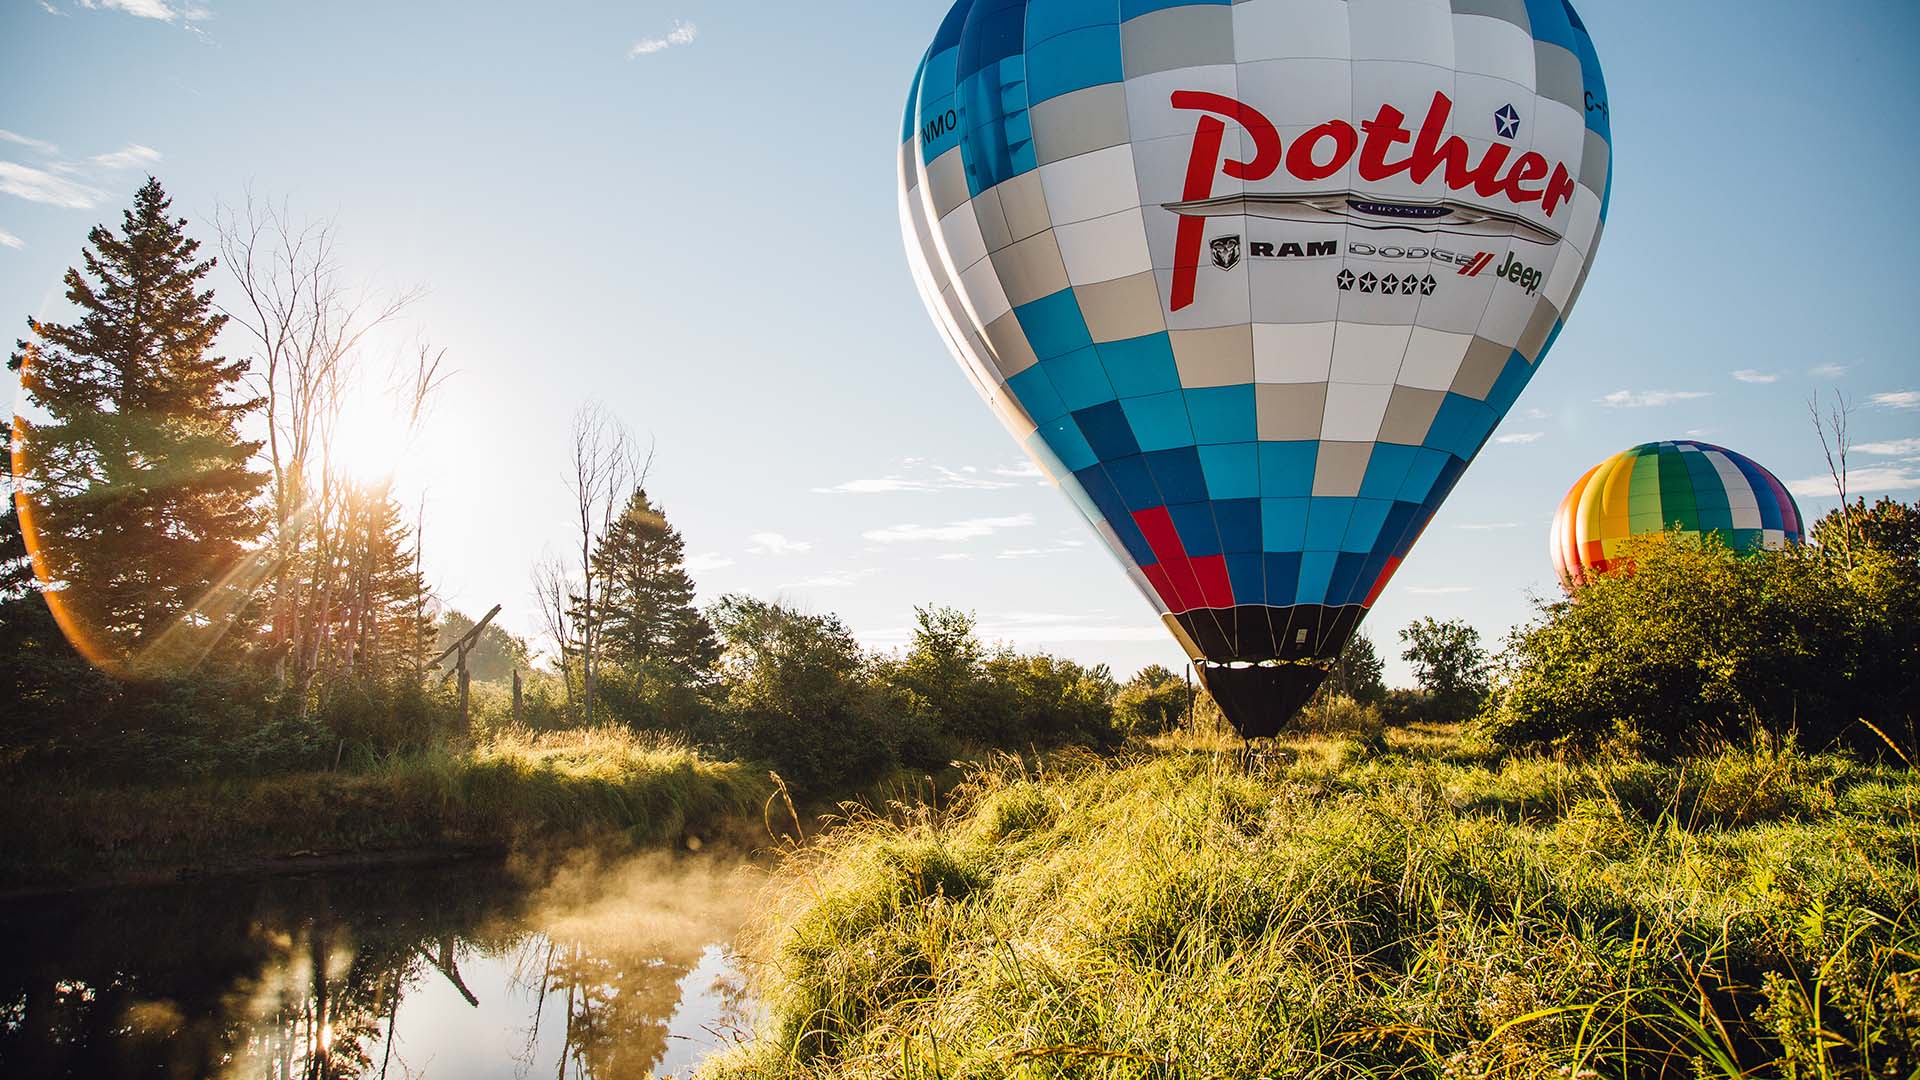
left=1496, top=251, right=1544, bottom=296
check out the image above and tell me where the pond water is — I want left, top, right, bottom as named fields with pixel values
left=0, top=852, right=764, bottom=1078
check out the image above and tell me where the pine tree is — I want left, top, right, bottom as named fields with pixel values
left=8, top=178, right=268, bottom=673
left=333, top=483, right=433, bottom=681
left=589, top=489, right=718, bottom=675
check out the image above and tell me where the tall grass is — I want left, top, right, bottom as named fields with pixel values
left=0, top=726, right=771, bottom=888
left=701, top=726, right=1920, bottom=1079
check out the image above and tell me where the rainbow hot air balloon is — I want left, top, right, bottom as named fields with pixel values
left=898, top=0, right=1612, bottom=737
left=1551, top=441, right=1805, bottom=588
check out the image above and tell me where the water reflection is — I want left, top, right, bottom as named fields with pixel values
left=0, top=854, right=759, bottom=1078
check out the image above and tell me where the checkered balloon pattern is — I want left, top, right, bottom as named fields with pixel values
left=899, top=0, right=1611, bottom=733
left=1551, top=441, right=1805, bottom=589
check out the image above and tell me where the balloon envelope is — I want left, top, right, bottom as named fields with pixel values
left=1551, top=440, right=1805, bottom=588
left=899, top=0, right=1612, bottom=736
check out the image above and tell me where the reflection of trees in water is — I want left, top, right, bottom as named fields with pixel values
left=0, top=859, right=747, bottom=1079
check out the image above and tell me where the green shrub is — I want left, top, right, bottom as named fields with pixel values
left=1114, top=663, right=1189, bottom=737
left=1483, top=530, right=1919, bottom=758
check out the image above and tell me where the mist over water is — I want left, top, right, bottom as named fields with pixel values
left=0, top=851, right=766, bottom=1078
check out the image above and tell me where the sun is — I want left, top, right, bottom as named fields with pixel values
left=325, top=383, right=413, bottom=486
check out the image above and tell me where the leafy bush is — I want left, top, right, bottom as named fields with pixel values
left=1293, top=693, right=1386, bottom=741
left=709, top=595, right=894, bottom=794
left=1483, top=528, right=1919, bottom=758
left=1399, top=617, right=1490, bottom=723
left=1114, top=664, right=1189, bottom=737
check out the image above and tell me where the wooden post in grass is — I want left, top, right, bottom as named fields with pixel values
left=512, top=670, right=523, bottom=728
left=428, top=603, right=502, bottom=739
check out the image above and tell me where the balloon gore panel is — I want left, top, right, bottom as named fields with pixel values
left=901, top=0, right=1612, bottom=737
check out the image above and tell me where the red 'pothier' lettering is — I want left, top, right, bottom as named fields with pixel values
left=1169, top=91, right=1575, bottom=311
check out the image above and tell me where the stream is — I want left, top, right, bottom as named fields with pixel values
left=0, top=852, right=764, bottom=1078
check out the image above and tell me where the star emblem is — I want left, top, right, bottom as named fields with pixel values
left=1495, top=104, right=1520, bottom=139
left=1401, top=274, right=1419, bottom=295
left=1419, top=274, right=1437, bottom=296
left=1336, top=269, right=1355, bottom=291
left=1358, top=272, right=1378, bottom=294
left=1382, top=273, right=1400, bottom=293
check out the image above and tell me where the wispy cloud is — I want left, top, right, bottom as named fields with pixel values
left=1732, top=369, right=1779, bottom=384
left=746, top=532, right=811, bottom=556
left=2, top=135, right=162, bottom=211
left=1454, top=522, right=1518, bottom=531
left=0, top=162, right=104, bottom=209
left=1405, top=585, right=1475, bottom=596
left=862, top=610, right=1166, bottom=650
left=814, top=460, right=1035, bottom=495
left=864, top=514, right=1034, bottom=544
left=1522, top=407, right=1552, bottom=421
left=778, top=572, right=860, bottom=590
left=682, top=553, right=735, bottom=573
left=0, top=129, right=58, bottom=154
left=89, top=143, right=162, bottom=170
left=997, top=539, right=1087, bottom=559
left=1870, top=390, right=1920, bottom=410
left=1808, top=363, right=1850, bottom=379
left=630, top=18, right=696, bottom=57
left=1494, top=431, right=1543, bottom=445
left=1598, top=389, right=1712, bottom=408
left=73, top=0, right=206, bottom=21
left=0, top=227, right=22, bottom=250
left=1788, top=466, right=1920, bottom=499
left=1857, top=437, right=1920, bottom=457
left=933, top=553, right=975, bottom=562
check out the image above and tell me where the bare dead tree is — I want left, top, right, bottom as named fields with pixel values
left=566, top=405, right=645, bottom=727
left=1810, top=390, right=1856, bottom=567
left=215, top=192, right=426, bottom=708
left=532, top=555, right=577, bottom=711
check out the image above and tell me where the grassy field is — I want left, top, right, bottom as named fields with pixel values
left=701, top=724, right=1920, bottom=1079
left=0, top=726, right=772, bottom=891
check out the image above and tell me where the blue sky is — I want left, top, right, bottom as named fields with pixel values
left=4, top=0, right=1918, bottom=684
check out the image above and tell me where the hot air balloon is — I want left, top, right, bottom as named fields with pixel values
left=898, top=0, right=1612, bottom=737
left=1551, top=441, right=1804, bottom=588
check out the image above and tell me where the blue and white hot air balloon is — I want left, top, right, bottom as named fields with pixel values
left=898, top=0, right=1612, bottom=737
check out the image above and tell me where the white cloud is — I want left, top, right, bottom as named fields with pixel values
left=778, top=572, right=859, bottom=590
left=1788, top=466, right=1920, bottom=499
left=996, top=539, right=1086, bottom=559
left=1732, top=369, right=1779, bottom=384
left=1808, top=363, right=1850, bottom=379
left=934, top=553, right=975, bottom=562
left=682, top=553, right=734, bottom=573
left=1870, top=391, right=1920, bottom=410
left=1598, top=389, right=1712, bottom=408
left=1454, top=522, right=1518, bottom=531
left=630, top=19, right=696, bottom=57
left=89, top=144, right=161, bottom=171
left=814, top=461, right=1022, bottom=495
left=1405, top=585, right=1475, bottom=596
left=864, top=514, right=1034, bottom=544
left=77, top=0, right=182, bottom=19
left=0, top=161, right=103, bottom=208
left=994, top=460, right=1046, bottom=482
left=1857, top=438, right=1920, bottom=457
left=0, top=227, right=22, bottom=250
left=1522, top=407, right=1552, bottom=421
left=0, top=130, right=58, bottom=154
left=1494, top=431, right=1544, bottom=445
left=746, top=532, right=811, bottom=556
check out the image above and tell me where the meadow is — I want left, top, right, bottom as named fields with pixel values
left=0, top=726, right=770, bottom=891
left=701, top=723, right=1919, bottom=1079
